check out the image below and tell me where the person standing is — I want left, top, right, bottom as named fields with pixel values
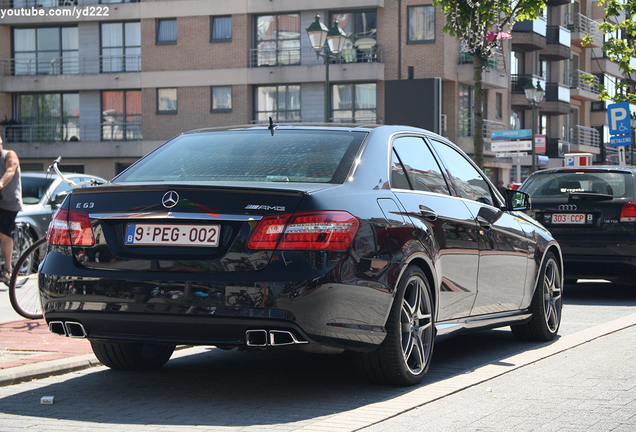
left=0, top=135, right=23, bottom=283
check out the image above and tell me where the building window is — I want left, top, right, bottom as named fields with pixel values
left=102, top=90, right=142, bottom=140
left=254, top=14, right=300, bottom=66
left=459, top=84, right=473, bottom=137
left=157, top=88, right=177, bottom=114
left=496, top=93, right=503, bottom=118
left=211, top=16, right=232, bottom=42
left=13, top=27, right=78, bottom=75
left=407, top=5, right=435, bottom=43
left=331, top=10, right=377, bottom=62
left=16, top=93, right=79, bottom=142
left=156, top=19, right=177, bottom=45
left=101, top=22, right=141, bottom=72
left=331, top=83, right=377, bottom=123
left=211, top=86, right=232, bottom=112
left=254, top=85, right=300, bottom=122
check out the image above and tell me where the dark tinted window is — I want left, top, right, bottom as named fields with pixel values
left=429, top=139, right=494, bottom=205
left=522, top=171, right=632, bottom=198
left=115, top=130, right=365, bottom=184
left=391, top=136, right=449, bottom=194
left=21, top=176, right=54, bottom=204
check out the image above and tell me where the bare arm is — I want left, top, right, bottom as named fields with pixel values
left=0, top=150, right=19, bottom=189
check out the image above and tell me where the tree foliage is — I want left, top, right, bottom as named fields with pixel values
left=432, top=0, right=546, bottom=169
left=582, top=0, right=636, bottom=105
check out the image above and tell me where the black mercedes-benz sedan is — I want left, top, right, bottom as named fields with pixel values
left=520, top=165, right=636, bottom=284
left=39, top=124, right=563, bottom=385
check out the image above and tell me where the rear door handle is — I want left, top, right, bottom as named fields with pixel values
left=419, top=205, right=438, bottom=221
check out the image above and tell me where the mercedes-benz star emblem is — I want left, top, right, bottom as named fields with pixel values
left=162, top=191, right=179, bottom=209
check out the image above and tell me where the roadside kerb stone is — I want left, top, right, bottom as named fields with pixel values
left=292, top=312, right=636, bottom=432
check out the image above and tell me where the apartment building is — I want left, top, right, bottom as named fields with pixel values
left=0, top=0, right=631, bottom=183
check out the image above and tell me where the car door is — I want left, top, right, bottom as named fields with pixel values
left=428, top=138, right=530, bottom=315
left=390, top=135, right=479, bottom=321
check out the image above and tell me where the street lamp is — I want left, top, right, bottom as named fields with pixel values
left=306, top=14, right=348, bottom=122
left=524, top=80, right=545, bottom=173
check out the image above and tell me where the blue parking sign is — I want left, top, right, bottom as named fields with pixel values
left=608, top=102, right=631, bottom=135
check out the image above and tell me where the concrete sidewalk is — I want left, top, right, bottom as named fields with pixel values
left=0, top=319, right=98, bottom=387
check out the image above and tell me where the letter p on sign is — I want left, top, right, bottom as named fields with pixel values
left=608, top=102, right=631, bottom=135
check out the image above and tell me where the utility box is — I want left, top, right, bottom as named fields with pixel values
left=564, top=153, right=592, bottom=167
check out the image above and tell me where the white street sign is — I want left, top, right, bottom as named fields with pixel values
left=496, top=152, right=528, bottom=158
left=490, top=140, right=532, bottom=152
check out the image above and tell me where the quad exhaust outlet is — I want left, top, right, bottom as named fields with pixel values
left=245, top=329, right=308, bottom=347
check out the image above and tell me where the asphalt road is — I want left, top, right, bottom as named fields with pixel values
left=0, top=280, right=634, bottom=431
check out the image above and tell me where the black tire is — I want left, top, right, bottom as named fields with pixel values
left=353, top=266, right=435, bottom=386
left=90, top=341, right=175, bottom=371
left=511, top=251, right=562, bottom=341
left=9, top=237, right=46, bottom=320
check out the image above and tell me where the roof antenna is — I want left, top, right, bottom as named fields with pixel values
left=268, top=117, right=278, bottom=136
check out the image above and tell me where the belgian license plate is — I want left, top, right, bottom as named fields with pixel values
left=125, top=224, right=220, bottom=247
left=551, top=213, right=586, bottom=224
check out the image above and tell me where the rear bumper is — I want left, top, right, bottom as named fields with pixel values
left=562, top=255, right=636, bottom=280
left=39, top=250, right=395, bottom=352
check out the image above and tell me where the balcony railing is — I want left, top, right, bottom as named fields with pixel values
left=0, top=0, right=137, bottom=7
left=0, top=123, right=142, bottom=143
left=545, top=82, right=571, bottom=103
left=513, top=17, right=547, bottom=37
left=459, top=118, right=506, bottom=139
left=565, top=12, right=603, bottom=45
left=511, top=74, right=546, bottom=93
left=546, top=25, right=571, bottom=47
left=569, top=69, right=600, bottom=93
left=567, top=125, right=601, bottom=147
left=248, top=45, right=382, bottom=68
left=459, top=50, right=506, bottom=72
left=1, top=55, right=141, bottom=76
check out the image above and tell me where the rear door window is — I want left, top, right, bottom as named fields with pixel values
left=391, top=136, right=450, bottom=195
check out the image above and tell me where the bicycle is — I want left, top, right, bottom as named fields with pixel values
left=8, top=157, right=104, bottom=319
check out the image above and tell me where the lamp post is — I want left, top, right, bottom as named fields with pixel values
left=306, top=14, right=348, bottom=123
left=524, top=80, right=545, bottom=174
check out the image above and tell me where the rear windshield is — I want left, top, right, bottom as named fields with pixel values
left=21, top=176, right=54, bottom=205
left=115, top=129, right=366, bottom=184
left=521, top=171, right=633, bottom=198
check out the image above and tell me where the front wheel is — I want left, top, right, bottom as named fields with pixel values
left=512, top=251, right=562, bottom=341
left=353, top=266, right=435, bottom=386
left=91, top=341, right=175, bottom=371
left=9, top=237, right=46, bottom=319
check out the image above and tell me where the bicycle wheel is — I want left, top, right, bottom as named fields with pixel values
left=9, top=237, right=47, bottom=320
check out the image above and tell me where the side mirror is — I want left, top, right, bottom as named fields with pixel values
left=505, top=190, right=531, bottom=211
left=50, top=190, right=69, bottom=208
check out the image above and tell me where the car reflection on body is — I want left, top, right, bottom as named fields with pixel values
left=39, top=124, right=563, bottom=386
left=520, top=165, right=636, bottom=284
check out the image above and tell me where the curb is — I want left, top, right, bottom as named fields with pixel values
left=0, top=354, right=101, bottom=387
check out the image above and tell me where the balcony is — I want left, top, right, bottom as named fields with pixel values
left=249, top=45, right=383, bottom=68
left=567, top=125, right=601, bottom=154
left=458, top=118, right=506, bottom=140
left=0, top=123, right=142, bottom=143
left=546, top=138, right=571, bottom=158
left=512, top=17, right=547, bottom=51
left=510, top=74, right=545, bottom=109
left=542, top=82, right=570, bottom=115
left=542, top=26, right=571, bottom=60
left=458, top=51, right=509, bottom=89
left=566, top=13, right=602, bottom=48
left=569, top=70, right=600, bottom=101
left=0, top=55, right=141, bottom=76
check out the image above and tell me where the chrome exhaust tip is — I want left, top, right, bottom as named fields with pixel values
left=49, top=321, right=67, bottom=336
left=245, top=329, right=268, bottom=347
left=64, top=322, right=87, bottom=338
left=269, top=330, right=308, bottom=346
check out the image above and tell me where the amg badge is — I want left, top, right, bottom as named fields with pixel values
left=245, top=204, right=285, bottom=211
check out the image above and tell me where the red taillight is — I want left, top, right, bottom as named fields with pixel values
left=47, top=209, right=95, bottom=246
left=620, top=202, right=636, bottom=222
left=247, top=211, right=359, bottom=251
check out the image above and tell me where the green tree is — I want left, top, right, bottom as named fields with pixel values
left=432, top=0, right=546, bottom=169
left=583, top=0, right=635, bottom=105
